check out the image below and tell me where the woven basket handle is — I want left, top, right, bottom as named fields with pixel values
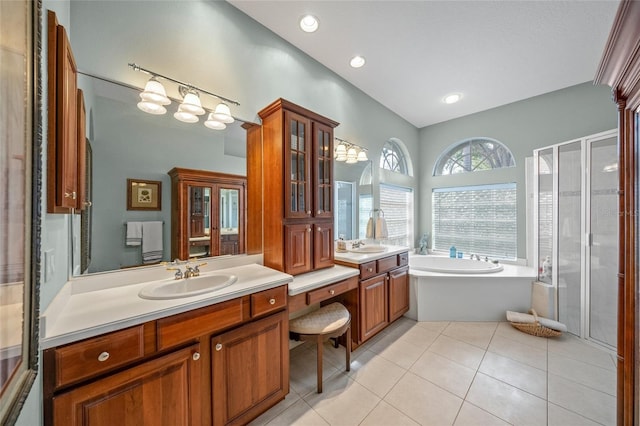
left=528, top=309, right=540, bottom=325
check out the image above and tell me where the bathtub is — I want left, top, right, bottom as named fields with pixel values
left=407, top=254, right=537, bottom=321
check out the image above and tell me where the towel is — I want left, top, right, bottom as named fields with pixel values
left=141, top=221, right=163, bottom=264
left=506, top=310, right=567, bottom=332
left=365, top=217, right=374, bottom=239
left=375, top=217, right=388, bottom=239
left=531, top=281, right=555, bottom=319
left=126, top=222, right=142, bottom=246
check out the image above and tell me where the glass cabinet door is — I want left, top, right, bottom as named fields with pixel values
left=188, top=185, right=212, bottom=258
left=314, top=122, right=333, bottom=218
left=284, top=111, right=311, bottom=218
left=219, top=187, right=241, bottom=255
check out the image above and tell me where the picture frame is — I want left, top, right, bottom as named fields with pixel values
left=127, top=179, right=162, bottom=211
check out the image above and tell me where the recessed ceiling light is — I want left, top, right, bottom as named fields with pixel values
left=350, top=56, right=366, bottom=68
left=443, top=93, right=463, bottom=104
left=300, top=15, right=319, bottom=33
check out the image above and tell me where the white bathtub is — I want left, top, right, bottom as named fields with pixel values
left=407, top=254, right=536, bottom=321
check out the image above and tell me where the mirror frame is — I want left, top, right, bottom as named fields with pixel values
left=0, top=0, right=41, bottom=423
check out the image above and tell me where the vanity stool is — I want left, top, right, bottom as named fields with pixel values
left=289, top=302, right=351, bottom=393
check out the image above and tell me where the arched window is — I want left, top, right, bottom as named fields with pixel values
left=380, top=139, right=408, bottom=175
left=433, top=138, right=515, bottom=176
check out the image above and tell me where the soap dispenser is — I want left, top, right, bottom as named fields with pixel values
left=449, top=246, right=457, bottom=258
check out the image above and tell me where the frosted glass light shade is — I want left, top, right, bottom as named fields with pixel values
left=357, top=150, right=368, bottom=162
left=137, top=100, right=167, bottom=115
left=346, top=147, right=358, bottom=163
left=204, top=113, right=226, bottom=130
left=140, top=77, right=171, bottom=105
left=178, top=92, right=205, bottom=115
left=334, top=144, right=347, bottom=160
left=174, top=109, right=199, bottom=123
left=212, top=102, right=234, bottom=123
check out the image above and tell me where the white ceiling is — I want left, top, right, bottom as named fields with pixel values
left=228, top=0, right=620, bottom=128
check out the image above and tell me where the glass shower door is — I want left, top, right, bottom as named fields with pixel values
left=588, top=136, right=618, bottom=348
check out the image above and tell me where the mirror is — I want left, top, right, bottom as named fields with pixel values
left=334, top=160, right=373, bottom=240
left=220, top=188, right=239, bottom=232
left=0, top=0, right=39, bottom=422
left=73, top=74, right=254, bottom=275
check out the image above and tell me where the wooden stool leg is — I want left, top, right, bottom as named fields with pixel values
left=345, top=325, right=351, bottom=372
left=316, top=335, right=323, bottom=393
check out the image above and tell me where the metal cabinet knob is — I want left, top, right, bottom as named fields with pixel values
left=65, top=191, right=77, bottom=200
left=269, top=298, right=276, bottom=305
left=192, top=352, right=201, bottom=361
left=317, top=210, right=322, bottom=215
left=367, top=268, right=373, bottom=272
left=307, top=227, right=311, bottom=232
left=84, top=201, right=92, bottom=207
left=307, top=210, right=312, bottom=215
left=329, top=289, right=335, bottom=295
left=215, top=343, right=223, bottom=351
left=317, top=227, right=322, bottom=231
left=97, top=352, right=110, bottom=362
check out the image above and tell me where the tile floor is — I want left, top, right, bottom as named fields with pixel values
left=249, top=318, right=617, bottom=426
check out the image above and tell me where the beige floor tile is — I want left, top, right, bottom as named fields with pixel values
left=315, top=340, right=364, bottom=373
left=548, top=402, right=603, bottom=426
left=383, top=317, right=419, bottom=338
left=303, top=373, right=381, bottom=426
left=548, top=373, right=616, bottom=426
left=248, top=391, right=301, bottom=426
left=384, top=372, right=463, bottom=425
left=453, top=402, right=511, bottom=426
left=368, top=332, right=426, bottom=369
left=290, top=349, right=340, bottom=396
left=261, top=399, right=329, bottom=426
left=347, top=349, right=406, bottom=398
left=548, top=334, right=616, bottom=371
left=360, top=400, right=420, bottom=426
left=494, top=322, right=549, bottom=351
left=410, top=351, right=476, bottom=398
left=466, top=373, right=547, bottom=426
left=479, top=352, right=547, bottom=399
left=415, top=320, right=450, bottom=334
left=396, top=325, right=440, bottom=349
left=487, top=334, right=547, bottom=371
left=549, top=351, right=616, bottom=396
left=429, top=334, right=486, bottom=370
left=443, top=322, right=498, bottom=349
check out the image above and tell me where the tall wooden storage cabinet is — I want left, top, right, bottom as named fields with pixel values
left=250, top=99, right=339, bottom=275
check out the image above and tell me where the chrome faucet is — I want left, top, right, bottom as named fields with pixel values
left=166, top=261, right=207, bottom=280
left=351, top=240, right=365, bottom=249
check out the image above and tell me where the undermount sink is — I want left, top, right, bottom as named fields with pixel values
left=348, top=246, right=387, bottom=254
left=138, top=274, right=238, bottom=300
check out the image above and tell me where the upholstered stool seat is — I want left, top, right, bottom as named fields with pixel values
left=289, top=302, right=351, bottom=393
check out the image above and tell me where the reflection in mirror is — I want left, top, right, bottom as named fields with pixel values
left=333, top=160, right=373, bottom=240
left=73, top=73, right=253, bottom=275
left=220, top=188, right=239, bottom=231
left=0, top=0, right=39, bottom=422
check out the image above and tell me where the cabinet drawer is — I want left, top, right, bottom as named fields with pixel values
left=359, top=261, right=377, bottom=280
left=52, top=325, right=146, bottom=388
left=251, top=285, right=287, bottom=318
left=307, top=276, right=358, bottom=305
left=398, top=252, right=409, bottom=267
left=157, top=297, right=247, bottom=350
left=377, top=255, right=399, bottom=274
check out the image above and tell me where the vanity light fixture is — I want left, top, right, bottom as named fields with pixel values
left=129, top=63, right=240, bottom=130
left=350, top=55, right=366, bottom=68
left=300, top=15, right=319, bottom=33
left=335, top=137, right=368, bottom=164
left=443, top=92, right=463, bottom=104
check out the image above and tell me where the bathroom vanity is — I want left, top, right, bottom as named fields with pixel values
left=41, top=258, right=292, bottom=426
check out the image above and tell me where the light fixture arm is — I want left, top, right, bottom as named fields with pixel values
left=128, top=63, right=240, bottom=106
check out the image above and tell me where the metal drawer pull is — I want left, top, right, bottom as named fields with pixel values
left=215, top=343, right=223, bottom=351
left=367, top=268, right=373, bottom=272
left=192, top=352, right=200, bottom=361
left=97, top=352, right=110, bottom=362
left=317, top=227, right=322, bottom=231
left=329, top=289, right=335, bottom=295
left=269, top=298, right=276, bottom=305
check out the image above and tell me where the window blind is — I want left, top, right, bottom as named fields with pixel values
left=379, top=183, right=413, bottom=247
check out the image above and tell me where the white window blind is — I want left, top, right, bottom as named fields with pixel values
left=379, top=183, right=413, bottom=247
left=432, top=183, right=517, bottom=259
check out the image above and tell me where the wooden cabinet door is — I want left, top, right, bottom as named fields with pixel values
left=389, top=267, right=409, bottom=322
left=359, top=274, right=389, bottom=342
left=284, top=223, right=312, bottom=275
left=313, top=222, right=334, bottom=269
left=212, top=311, right=289, bottom=426
left=53, top=344, right=202, bottom=426
left=313, top=122, right=333, bottom=219
left=284, top=110, right=312, bottom=219
left=55, top=24, right=78, bottom=209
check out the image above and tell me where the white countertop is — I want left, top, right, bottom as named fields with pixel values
left=334, top=244, right=410, bottom=265
left=41, top=256, right=292, bottom=349
left=288, top=265, right=360, bottom=296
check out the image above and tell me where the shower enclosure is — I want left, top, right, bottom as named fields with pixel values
left=534, top=129, right=617, bottom=349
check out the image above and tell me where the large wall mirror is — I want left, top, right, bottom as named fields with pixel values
left=0, top=0, right=40, bottom=422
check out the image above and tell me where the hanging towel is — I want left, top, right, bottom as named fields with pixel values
left=375, top=217, right=389, bottom=239
left=506, top=310, right=567, bottom=332
left=141, top=221, right=163, bottom=264
left=126, top=222, right=143, bottom=246
left=365, top=217, right=374, bottom=239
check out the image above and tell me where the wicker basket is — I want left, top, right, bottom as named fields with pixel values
left=510, top=309, right=562, bottom=337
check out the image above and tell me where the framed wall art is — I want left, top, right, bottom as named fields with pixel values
left=127, top=178, right=162, bottom=211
